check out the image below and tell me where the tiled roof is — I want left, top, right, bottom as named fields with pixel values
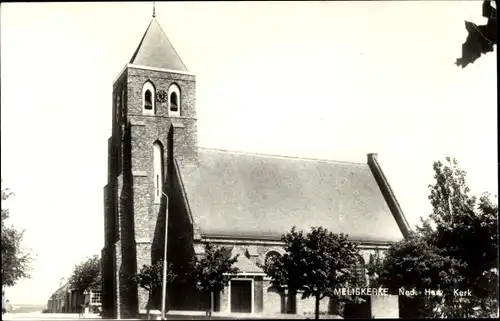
left=178, top=148, right=405, bottom=243
left=51, top=282, right=70, bottom=299
left=129, top=18, right=187, bottom=71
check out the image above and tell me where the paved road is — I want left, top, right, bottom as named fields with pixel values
left=3, top=312, right=102, bottom=320
left=3, top=311, right=338, bottom=320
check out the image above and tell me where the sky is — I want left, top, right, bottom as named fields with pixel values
left=1, top=1, right=497, bottom=305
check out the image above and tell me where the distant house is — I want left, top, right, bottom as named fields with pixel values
left=47, top=282, right=102, bottom=314
left=47, top=281, right=70, bottom=313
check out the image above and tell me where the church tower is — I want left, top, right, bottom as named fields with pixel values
left=102, top=10, right=198, bottom=319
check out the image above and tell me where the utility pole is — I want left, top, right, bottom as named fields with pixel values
left=158, top=189, right=169, bottom=320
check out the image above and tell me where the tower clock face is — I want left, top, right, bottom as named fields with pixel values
left=157, top=89, right=168, bottom=103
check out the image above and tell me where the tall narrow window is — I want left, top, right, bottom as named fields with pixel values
left=115, top=92, right=121, bottom=124
left=145, top=90, right=152, bottom=109
left=170, top=92, right=178, bottom=111
left=153, top=141, right=164, bottom=204
left=121, top=88, right=125, bottom=119
left=168, top=84, right=181, bottom=117
left=142, top=81, right=156, bottom=116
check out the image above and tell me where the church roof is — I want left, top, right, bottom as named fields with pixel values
left=178, top=148, right=406, bottom=243
left=129, top=18, right=188, bottom=71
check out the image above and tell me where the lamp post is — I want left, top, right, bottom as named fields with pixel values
left=158, top=189, right=169, bottom=320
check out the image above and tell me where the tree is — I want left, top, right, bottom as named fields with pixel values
left=367, top=232, right=464, bottom=318
left=132, top=261, right=176, bottom=318
left=418, top=158, right=499, bottom=317
left=300, top=227, right=361, bottom=320
left=260, top=227, right=308, bottom=314
left=1, top=183, right=33, bottom=288
left=371, top=158, right=498, bottom=318
left=263, top=226, right=361, bottom=320
left=191, top=243, right=239, bottom=316
left=69, top=255, right=102, bottom=295
left=474, top=192, right=499, bottom=317
left=456, top=0, right=497, bottom=68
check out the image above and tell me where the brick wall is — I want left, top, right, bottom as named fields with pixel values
left=262, top=280, right=284, bottom=315
left=102, top=74, right=126, bottom=319
left=126, top=68, right=196, bottom=119
left=132, top=175, right=151, bottom=241
left=295, top=294, right=330, bottom=316
left=203, top=242, right=287, bottom=268
left=254, top=277, right=264, bottom=313
left=196, top=241, right=284, bottom=314
left=163, top=160, right=199, bottom=311
left=189, top=240, right=387, bottom=316
left=110, top=66, right=199, bottom=317
left=219, top=285, right=229, bottom=312
left=151, top=203, right=166, bottom=265
left=135, top=242, right=152, bottom=310
left=129, top=118, right=170, bottom=175
left=105, top=61, right=200, bottom=319
left=116, top=122, right=140, bottom=319
left=171, top=120, right=198, bottom=166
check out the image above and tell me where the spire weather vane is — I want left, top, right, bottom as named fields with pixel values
left=153, top=2, right=156, bottom=18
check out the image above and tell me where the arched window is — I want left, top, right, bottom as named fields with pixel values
left=170, top=92, right=178, bottom=111
left=145, top=91, right=152, bottom=109
left=153, top=141, right=164, bottom=204
left=121, top=88, right=125, bottom=119
left=115, top=92, right=121, bottom=123
left=168, top=84, right=181, bottom=117
left=142, top=81, right=156, bottom=115
left=265, top=251, right=281, bottom=266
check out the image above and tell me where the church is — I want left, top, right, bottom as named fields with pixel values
left=101, top=11, right=411, bottom=320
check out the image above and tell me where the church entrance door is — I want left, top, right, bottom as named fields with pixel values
left=230, top=280, right=252, bottom=313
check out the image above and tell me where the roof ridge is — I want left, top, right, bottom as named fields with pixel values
left=197, top=146, right=368, bottom=166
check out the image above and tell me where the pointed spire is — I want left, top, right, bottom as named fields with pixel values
left=129, top=17, right=188, bottom=71
left=152, top=2, right=156, bottom=18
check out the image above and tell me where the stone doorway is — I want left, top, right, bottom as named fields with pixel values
left=230, top=279, right=253, bottom=313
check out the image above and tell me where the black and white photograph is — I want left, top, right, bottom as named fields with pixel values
left=1, top=1, right=498, bottom=320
